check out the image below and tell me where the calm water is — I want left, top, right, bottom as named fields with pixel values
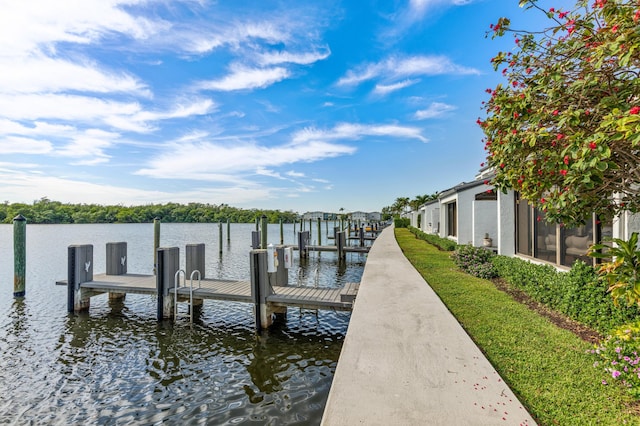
left=0, top=223, right=366, bottom=425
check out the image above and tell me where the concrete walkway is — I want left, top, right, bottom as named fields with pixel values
left=321, top=226, right=536, bottom=426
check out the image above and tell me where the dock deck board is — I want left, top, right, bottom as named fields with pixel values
left=78, top=273, right=356, bottom=311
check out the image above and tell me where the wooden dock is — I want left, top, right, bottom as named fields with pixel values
left=63, top=241, right=360, bottom=330
left=79, top=272, right=357, bottom=311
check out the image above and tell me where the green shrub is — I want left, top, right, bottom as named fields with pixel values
left=407, top=226, right=457, bottom=251
left=394, top=217, right=410, bottom=228
left=451, top=245, right=497, bottom=279
left=492, top=256, right=640, bottom=334
left=593, top=322, right=640, bottom=398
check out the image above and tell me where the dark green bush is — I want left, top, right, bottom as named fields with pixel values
left=407, top=226, right=457, bottom=251
left=451, top=245, right=498, bottom=279
left=491, top=256, right=640, bottom=334
left=394, top=217, right=410, bottom=228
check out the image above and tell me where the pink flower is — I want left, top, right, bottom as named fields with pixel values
left=589, top=142, right=597, bottom=150
left=560, top=169, right=567, bottom=176
left=552, top=109, right=559, bottom=116
left=564, top=155, right=570, bottom=165
left=630, top=106, right=640, bottom=115
left=612, top=370, right=621, bottom=379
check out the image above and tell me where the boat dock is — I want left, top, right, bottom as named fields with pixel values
left=61, top=237, right=360, bottom=329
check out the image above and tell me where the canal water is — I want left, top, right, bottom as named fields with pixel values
left=0, top=223, right=366, bottom=425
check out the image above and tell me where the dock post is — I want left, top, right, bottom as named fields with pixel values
left=275, top=246, right=289, bottom=287
left=186, top=243, right=205, bottom=316
left=153, top=218, right=160, bottom=275
left=67, top=244, right=93, bottom=312
left=334, top=226, right=340, bottom=245
left=280, top=219, right=284, bottom=245
left=359, top=226, right=365, bottom=247
left=260, top=214, right=268, bottom=249
left=227, top=219, right=230, bottom=243
left=219, top=222, right=223, bottom=254
left=309, top=219, right=313, bottom=241
left=317, top=218, right=322, bottom=246
left=337, top=231, right=346, bottom=261
left=13, top=214, right=26, bottom=298
left=106, top=242, right=127, bottom=301
left=250, top=250, right=275, bottom=330
left=293, top=220, right=297, bottom=235
left=298, top=231, right=309, bottom=259
left=156, top=247, right=179, bottom=320
left=251, top=231, right=260, bottom=249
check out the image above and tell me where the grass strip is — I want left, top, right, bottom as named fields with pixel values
left=395, top=228, right=640, bottom=425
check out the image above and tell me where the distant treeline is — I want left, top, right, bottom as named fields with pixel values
left=0, top=198, right=300, bottom=225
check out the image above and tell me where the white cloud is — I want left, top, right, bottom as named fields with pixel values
left=336, top=55, right=479, bottom=87
left=0, top=55, right=149, bottom=96
left=198, top=64, right=291, bottom=91
left=292, top=123, right=428, bottom=144
left=373, top=79, right=419, bottom=96
left=256, top=48, right=330, bottom=66
left=409, top=0, right=473, bottom=16
left=0, top=136, right=53, bottom=154
left=286, top=171, right=305, bottom=178
left=414, top=102, right=457, bottom=119
left=136, top=140, right=356, bottom=180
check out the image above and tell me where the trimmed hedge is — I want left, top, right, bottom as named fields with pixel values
left=394, top=217, right=410, bottom=228
left=491, top=256, right=640, bottom=334
left=407, top=226, right=457, bottom=251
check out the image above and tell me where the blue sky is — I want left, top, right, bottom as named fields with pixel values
left=0, top=0, right=572, bottom=213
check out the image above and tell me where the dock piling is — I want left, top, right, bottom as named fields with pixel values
left=317, top=218, right=322, bottom=246
left=13, top=214, right=26, bottom=298
left=156, top=247, right=179, bottom=320
left=153, top=218, right=160, bottom=275
left=337, top=231, right=346, bottom=260
left=219, top=222, right=223, bottom=254
left=67, top=244, right=93, bottom=312
left=186, top=243, right=205, bottom=279
left=260, top=215, right=268, bottom=249
left=106, top=242, right=127, bottom=301
left=280, top=219, right=284, bottom=245
left=298, top=231, right=309, bottom=259
left=227, top=219, right=230, bottom=243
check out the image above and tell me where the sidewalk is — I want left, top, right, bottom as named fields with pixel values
left=321, top=226, right=536, bottom=426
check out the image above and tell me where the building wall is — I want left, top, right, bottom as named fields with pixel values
left=472, top=200, right=497, bottom=247
left=456, top=189, right=475, bottom=245
left=497, top=190, right=516, bottom=256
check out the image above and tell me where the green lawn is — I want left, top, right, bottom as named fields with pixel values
left=395, top=228, right=640, bottom=425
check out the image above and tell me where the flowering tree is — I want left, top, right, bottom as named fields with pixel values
left=479, top=0, right=640, bottom=226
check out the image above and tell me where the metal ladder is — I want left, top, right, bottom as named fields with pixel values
left=173, top=269, right=201, bottom=323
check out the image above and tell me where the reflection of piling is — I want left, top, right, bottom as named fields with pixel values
left=13, top=214, right=26, bottom=298
left=153, top=218, right=160, bottom=274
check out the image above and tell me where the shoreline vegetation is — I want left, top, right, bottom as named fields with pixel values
left=0, top=198, right=299, bottom=225
left=394, top=227, right=640, bottom=425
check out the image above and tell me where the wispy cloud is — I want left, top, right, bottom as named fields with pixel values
left=198, top=64, right=291, bottom=91
left=414, top=102, right=457, bottom=119
left=292, top=123, right=429, bottom=144
left=373, top=79, right=419, bottom=96
left=337, top=55, right=479, bottom=88
left=256, top=48, right=331, bottom=66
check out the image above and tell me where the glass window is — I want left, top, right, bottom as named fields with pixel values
left=534, top=209, right=556, bottom=263
left=515, top=195, right=532, bottom=256
left=447, top=202, right=457, bottom=237
left=560, top=219, right=594, bottom=267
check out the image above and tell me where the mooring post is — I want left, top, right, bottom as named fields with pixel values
left=153, top=217, right=161, bottom=275
left=279, top=219, right=284, bottom=245
left=13, top=214, right=26, bottom=298
left=219, top=222, right=223, bottom=254
left=309, top=219, right=313, bottom=241
left=260, top=214, right=268, bottom=249
left=186, top=243, right=205, bottom=279
left=337, top=231, right=346, bottom=261
left=250, top=249, right=275, bottom=330
left=251, top=231, right=260, bottom=249
left=297, top=231, right=309, bottom=259
left=334, top=226, right=340, bottom=246
left=275, top=246, right=288, bottom=287
left=156, top=247, right=179, bottom=320
left=293, top=220, right=297, bottom=235
left=227, top=219, right=231, bottom=243
left=67, top=244, right=93, bottom=312
left=359, top=226, right=365, bottom=247
left=317, top=218, right=322, bottom=246
left=106, top=242, right=127, bottom=301
left=185, top=243, right=205, bottom=315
